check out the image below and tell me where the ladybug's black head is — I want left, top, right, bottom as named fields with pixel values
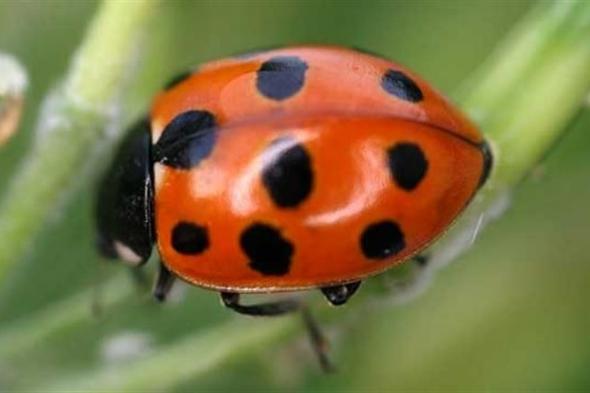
left=95, top=117, right=155, bottom=265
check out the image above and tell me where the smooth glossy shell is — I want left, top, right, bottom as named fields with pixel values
left=151, top=46, right=481, bottom=145
left=150, top=46, right=487, bottom=292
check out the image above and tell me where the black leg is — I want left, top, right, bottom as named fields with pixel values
left=321, top=281, right=361, bottom=306
left=301, top=307, right=334, bottom=373
left=153, top=262, right=176, bottom=302
left=220, top=292, right=334, bottom=372
left=413, top=254, right=429, bottom=267
left=220, top=292, right=299, bottom=316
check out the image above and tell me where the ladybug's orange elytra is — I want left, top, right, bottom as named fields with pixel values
left=96, top=45, right=491, bottom=307
left=95, top=46, right=492, bottom=369
left=148, top=46, right=490, bottom=292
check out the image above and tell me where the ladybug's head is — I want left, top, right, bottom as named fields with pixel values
left=95, top=118, right=155, bottom=266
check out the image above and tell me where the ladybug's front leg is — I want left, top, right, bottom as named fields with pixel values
left=153, top=262, right=177, bottom=302
left=220, top=292, right=333, bottom=372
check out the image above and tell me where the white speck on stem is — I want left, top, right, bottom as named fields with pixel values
left=428, top=190, right=513, bottom=271
left=0, top=53, right=28, bottom=96
left=165, top=280, right=189, bottom=304
left=469, top=213, right=485, bottom=247
left=33, top=88, right=72, bottom=141
left=101, top=331, right=153, bottom=364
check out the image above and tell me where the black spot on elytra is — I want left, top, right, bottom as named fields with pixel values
left=478, top=140, right=493, bottom=188
left=360, top=220, right=406, bottom=260
left=381, top=69, right=423, bottom=102
left=240, top=223, right=294, bottom=276
left=387, top=142, right=428, bottom=191
left=171, top=221, right=209, bottom=255
left=153, top=110, right=217, bottom=169
left=163, top=70, right=193, bottom=91
left=262, top=139, right=313, bottom=208
left=256, top=56, right=308, bottom=100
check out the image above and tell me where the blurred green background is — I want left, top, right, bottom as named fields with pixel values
left=0, top=0, right=589, bottom=391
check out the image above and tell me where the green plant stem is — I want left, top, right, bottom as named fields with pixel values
left=422, top=0, right=590, bottom=272
left=459, top=0, right=590, bottom=187
left=0, top=0, right=158, bottom=279
left=46, top=316, right=296, bottom=391
left=4, top=0, right=590, bottom=390
left=0, top=274, right=132, bottom=359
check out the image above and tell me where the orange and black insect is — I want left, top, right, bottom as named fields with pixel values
left=96, top=46, right=492, bottom=370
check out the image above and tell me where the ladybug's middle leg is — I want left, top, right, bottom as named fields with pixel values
left=320, top=281, right=361, bottom=306
left=220, top=292, right=334, bottom=372
left=220, top=292, right=299, bottom=316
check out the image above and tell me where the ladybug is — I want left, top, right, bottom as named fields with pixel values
left=96, top=46, right=492, bottom=369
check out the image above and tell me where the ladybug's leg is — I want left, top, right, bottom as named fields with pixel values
left=153, top=262, right=177, bottom=302
left=300, top=306, right=334, bottom=372
left=220, top=292, right=334, bottom=372
left=413, top=254, right=429, bottom=267
left=220, top=292, right=299, bottom=316
left=320, top=281, right=361, bottom=306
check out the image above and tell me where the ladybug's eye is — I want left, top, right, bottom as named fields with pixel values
left=95, top=118, right=155, bottom=265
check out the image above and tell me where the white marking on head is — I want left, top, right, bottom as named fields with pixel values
left=114, top=241, right=142, bottom=265
left=153, top=162, right=166, bottom=193
left=151, top=118, right=165, bottom=144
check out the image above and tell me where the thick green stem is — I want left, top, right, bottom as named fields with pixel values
left=420, top=0, right=590, bottom=273
left=0, top=274, right=132, bottom=359
left=0, top=0, right=158, bottom=279
left=45, top=316, right=296, bottom=391
left=459, top=0, right=590, bottom=187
